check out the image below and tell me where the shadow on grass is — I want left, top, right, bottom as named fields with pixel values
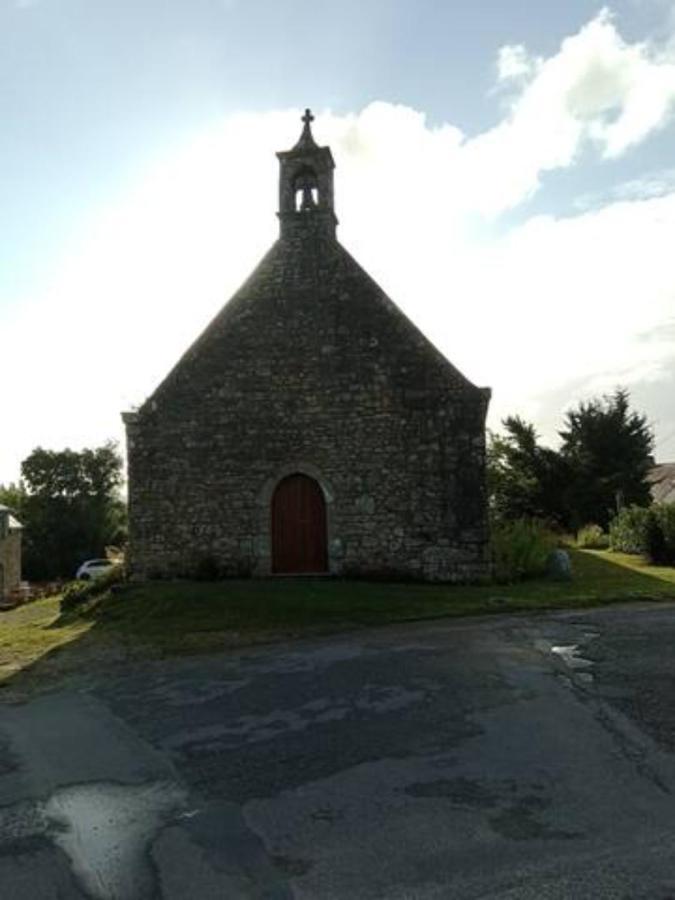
left=3, top=549, right=675, bottom=697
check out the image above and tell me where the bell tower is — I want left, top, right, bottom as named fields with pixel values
left=277, top=109, right=338, bottom=240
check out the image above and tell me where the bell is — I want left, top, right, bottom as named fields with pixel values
left=300, top=178, right=317, bottom=210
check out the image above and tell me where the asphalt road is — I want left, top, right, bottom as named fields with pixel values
left=3, top=602, right=675, bottom=898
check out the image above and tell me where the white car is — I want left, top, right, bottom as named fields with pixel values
left=75, top=559, right=116, bottom=580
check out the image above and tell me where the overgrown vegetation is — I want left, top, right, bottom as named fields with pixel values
left=650, top=504, right=675, bottom=564
left=576, top=524, right=609, bottom=549
left=610, top=503, right=675, bottom=565
left=491, top=518, right=557, bottom=583
left=60, top=564, right=125, bottom=614
left=609, top=505, right=651, bottom=554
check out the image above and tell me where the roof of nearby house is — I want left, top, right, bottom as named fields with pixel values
left=647, top=464, right=675, bottom=504
left=0, top=504, right=22, bottom=530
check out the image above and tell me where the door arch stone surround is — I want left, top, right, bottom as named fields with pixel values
left=255, top=462, right=340, bottom=575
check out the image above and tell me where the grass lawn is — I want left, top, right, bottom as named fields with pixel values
left=2, top=548, right=675, bottom=689
left=0, top=596, right=92, bottom=682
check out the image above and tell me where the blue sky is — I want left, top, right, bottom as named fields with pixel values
left=2, top=0, right=675, bottom=481
left=3, top=0, right=672, bottom=297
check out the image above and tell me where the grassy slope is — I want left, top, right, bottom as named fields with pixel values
left=2, top=549, right=675, bottom=685
left=71, top=548, right=675, bottom=651
left=0, top=597, right=92, bottom=681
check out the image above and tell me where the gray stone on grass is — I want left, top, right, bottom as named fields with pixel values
left=547, top=549, right=573, bottom=582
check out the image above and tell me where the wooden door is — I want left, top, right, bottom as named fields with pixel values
left=272, top=474, right=328, bottom=574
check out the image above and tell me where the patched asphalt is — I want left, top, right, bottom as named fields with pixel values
left=3, top=602, right=675, bottom=897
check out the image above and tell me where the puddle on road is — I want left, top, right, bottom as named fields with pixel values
left=46, top=781, right=186, bottom=900
left=550, top=645, right=592, bottom=669
left=538, top=629, right=599, bottom=685
left=550, top=644, right=594, bottom=682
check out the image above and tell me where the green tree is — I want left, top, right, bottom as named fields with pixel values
left=0, top=481, right=27, bottom=515
left=20, top=442, right=127, bottom=580
left=487, top=416, right=568, bottom=524
left=559, top=389, right=653, bottom=530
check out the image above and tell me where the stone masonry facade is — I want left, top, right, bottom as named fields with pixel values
left=0, top=507, right=22, bottom=600
left=124, top=111, right=491, bottom=583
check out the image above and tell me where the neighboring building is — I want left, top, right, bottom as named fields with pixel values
left=648, top=463, right=675, bottom=505
left=123, top=110, right=491, bottom=582
left=0, top=505, right=22, bottom=602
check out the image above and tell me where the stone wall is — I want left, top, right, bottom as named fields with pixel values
left=125, top=230, right=491, bottom=583
left=0, top=523, right=22, bottom=599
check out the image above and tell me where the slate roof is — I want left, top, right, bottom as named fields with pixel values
left=647, top=464, right=675, bottom=504
left=144, top=237, right=489, bottom=419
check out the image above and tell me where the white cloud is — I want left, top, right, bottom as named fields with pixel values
left=3, top=9, right=675, bottom=482
left=453, top=196, right=675, bottom=430
left=575, top=167, right=675, bottom=208
left=496, top=44, right=540, bottom=83
left=465, top=8, right=675, bottom=214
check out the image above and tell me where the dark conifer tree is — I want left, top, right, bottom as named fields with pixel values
left=487, top=417, right=568, bottom=525
left=559, top=389, right=653, bottom=529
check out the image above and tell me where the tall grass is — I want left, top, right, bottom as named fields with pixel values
left=577, top=524, right=609, bottom=549
left=491, top=519, right=557, bottom=584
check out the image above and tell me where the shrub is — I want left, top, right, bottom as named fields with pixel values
left=609, top=505, right=651, bottom=554
left=645, top=513, right=668, bottom=565
left=577, top=524, right=609, bottom=549
left=646, top=505, right=675, bottom=565
left=60, top=564, right=125, bottom=613
left=609, top=504, right=675, bottom=564
left=491, top=518, right=557, bottom=584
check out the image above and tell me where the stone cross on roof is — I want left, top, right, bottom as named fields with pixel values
left=294, top=107, right=318, bottom=151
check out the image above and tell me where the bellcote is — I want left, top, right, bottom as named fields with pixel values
left=277, top=109, right=338, bottom=240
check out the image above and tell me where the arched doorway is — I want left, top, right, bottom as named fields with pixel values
left=272, top=473, right=328, bottom=574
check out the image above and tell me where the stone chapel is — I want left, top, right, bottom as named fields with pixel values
left=123, top=110, right=491, bottom=582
